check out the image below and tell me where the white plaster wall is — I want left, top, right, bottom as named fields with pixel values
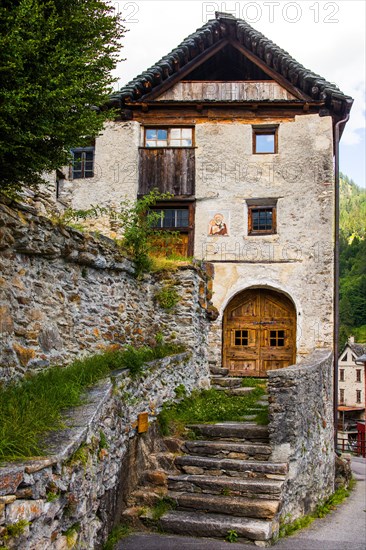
left=194, top=114, right=334, bottom=360
left=62, top=120, right=141, bottom=210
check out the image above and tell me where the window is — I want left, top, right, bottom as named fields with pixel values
left=152, top=208, right=189, bottom=229
left=340, top=369, right=345, bottom=382
left=71, top=147, right=94, bottom=179
left=356, top=390, right=362, bottom=403
left=340, top=389, right=345, bottom=403
left=247, top=199, right=277, bottom=235
left=234, top=330, right=249, bottom=346
left=145, top=128, right=193, bottom=147
left=270, top=330, right=285, bottom=347
left=149, top=202, right=194, bottom=257
left=356, top=369, right=362, bottom=382
left=253, top=126, right=278, bottom=154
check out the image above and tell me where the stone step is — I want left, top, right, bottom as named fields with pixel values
left=228, top=387, right=256, bottom=396
left=175, top=455, right=288, bottom=478
left=160, top=510, right=274, bottom=541
left=170, top=492, right=280, bottom=520
left=184, top=440, right=272, bottom=460
left=209, top=366, right=229, bottom=376
left=211, top=386, right=254, bottom=396
left=168, top=474, right=284, bottom=499
left=210, top=376, right=242, bottom=388
left=187, top=422, right=269, bottom=442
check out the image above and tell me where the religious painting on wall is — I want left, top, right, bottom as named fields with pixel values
left=208, top=212, right=229, bottom=236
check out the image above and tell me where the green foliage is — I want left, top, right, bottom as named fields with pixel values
left=46, top=490, right=60, bottom=502
left=240, top=377, right=266, bottom=387
left=174, top=384, right=187, bottom=399
left=150, top=497, right=176, bottom=521
left=339, top=174, right=366, bottom=343
left=58, top=191, right=179, bottom=276
left=103, top=524, right=131, bottom=550
left=99, top=430, right=108, bottom=450
left=0, top=1, right=125, bottom=192
left=226, top=529, right=239, bottom=543
left=279, top=482, right=355, bottom=539
left=0, top=341, right=184, bottom=460
left=1, top=520, right=30, bottom=540
left=158, top=387, right=266, bottom=436
left=155, top=284, right=180, bottom=310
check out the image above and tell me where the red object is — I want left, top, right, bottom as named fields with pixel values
left=356, top=422, right=366, bottom=457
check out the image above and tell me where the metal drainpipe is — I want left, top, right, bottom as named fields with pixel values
left=333, top=113, right=350, bottom=451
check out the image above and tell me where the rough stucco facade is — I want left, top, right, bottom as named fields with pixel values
left=54, top=12, right=352, bottom=377
left=58, top=114, right=334, bottom=367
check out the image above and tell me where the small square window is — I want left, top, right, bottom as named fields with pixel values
left=248, top=203, right=277, bottom=235
left=253, top=127, right=278, bottom=154
left=234, top=330, right=249, bottom=346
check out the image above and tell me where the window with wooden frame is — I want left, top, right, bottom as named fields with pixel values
left=70, top=146, right=95, bottom=179
left=150, top=201, right=194, bottom=257
left=144, top=127, right=193, bottom=147
left=247, top=199, right=277, bottom=235
left=356, top=369, right=362, bottom=382
left=252, top=126, right=278, bottom=154
left=339, top=389, right=345, bottom=403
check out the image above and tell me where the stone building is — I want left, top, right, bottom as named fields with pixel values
left=56, top=12, right=353, bottom=377
left=337, top=337, right=366, bottom=451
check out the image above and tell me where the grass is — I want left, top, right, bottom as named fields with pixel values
left=158, top=386, right=267, bottom=436
left=278, top=480, right=356, bottom=539
left=103, top=525, right=131, bottom=550
left=0, top=342, right=184, bottom=461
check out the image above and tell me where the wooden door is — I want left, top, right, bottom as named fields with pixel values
left=223, top=289, right=296, bottom=377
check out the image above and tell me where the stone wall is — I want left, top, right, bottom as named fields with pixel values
left=0, top=353, right=206, bottom=549
left=268, top=349, right=334, bottom=522
left=0, top=199, right=213, bottom=383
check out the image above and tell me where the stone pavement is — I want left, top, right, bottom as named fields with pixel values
left=117, top=457, right=366, bottom=550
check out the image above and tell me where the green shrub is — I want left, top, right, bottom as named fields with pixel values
left=0, top=341, right=184, bottom=460
left=155, top=285, right=180, bottom=310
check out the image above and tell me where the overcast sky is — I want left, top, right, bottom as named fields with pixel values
left=112, top=0, right=365, bottom=187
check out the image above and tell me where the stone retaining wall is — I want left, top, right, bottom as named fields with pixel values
left=0, top=353, right=205, bottom=549
left=0, top=199, right=214, bottom=382
left=268, top=349, right=334, bottom=522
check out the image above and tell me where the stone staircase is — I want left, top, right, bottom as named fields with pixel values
left=159, top=421, right=287, bottom=545
left=123, top=377, right=287, bottom=545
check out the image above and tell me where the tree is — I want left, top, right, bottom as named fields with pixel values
left=0, top=0, right=124, bottom=192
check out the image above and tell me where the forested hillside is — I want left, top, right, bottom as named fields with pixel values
left=339, top=173, right=366, bottom=345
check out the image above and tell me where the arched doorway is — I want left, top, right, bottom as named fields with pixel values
left=223, top=288, right=296, bottom=377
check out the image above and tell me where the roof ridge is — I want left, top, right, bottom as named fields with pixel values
left=110, top=12, right=353, bottom=117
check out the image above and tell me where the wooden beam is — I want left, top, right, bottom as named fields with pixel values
left=142, top=39, right=229, bottom=101
left=230, top=39, right=311, bottom=102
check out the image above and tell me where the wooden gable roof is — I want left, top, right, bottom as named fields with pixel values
left=110, top=12, right=353, bottom=122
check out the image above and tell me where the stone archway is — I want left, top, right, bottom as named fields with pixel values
left=222, top=287, right=296, bottom=377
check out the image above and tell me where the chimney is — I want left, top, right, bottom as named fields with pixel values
left=348, top=336, right=355, bottom=344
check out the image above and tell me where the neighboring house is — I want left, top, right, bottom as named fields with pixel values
left=338, top=337, right=366, bottom=452
left=55, top=12, right=353, bottom=376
